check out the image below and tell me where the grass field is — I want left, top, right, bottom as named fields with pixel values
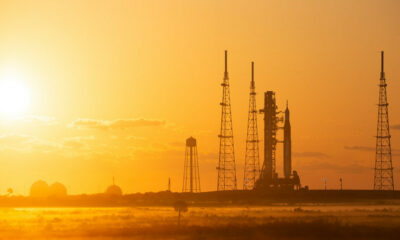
left=0, top=205, right=400, bottom=239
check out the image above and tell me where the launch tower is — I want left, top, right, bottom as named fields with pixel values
left=259, top=91, right=278, bottom=186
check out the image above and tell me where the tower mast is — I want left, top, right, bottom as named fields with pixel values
left=374, top=51, right=394, bottom=190
left=217, top=50, right=237, bottom=191
left=243, top=62, right=260, bottom=190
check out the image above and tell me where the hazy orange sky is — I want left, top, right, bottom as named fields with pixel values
left=0, top=0, right=400, bottom=194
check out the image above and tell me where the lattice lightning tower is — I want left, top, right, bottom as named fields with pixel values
left=243, top=62, right=260, bottom=190
left=217, top=50, right=237, bottom=191
left=374, top=51, right=394, bottom=191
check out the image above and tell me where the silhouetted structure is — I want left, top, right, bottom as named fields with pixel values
left=217, top=50, right=237, bottom=191
left=30, top=180, right=50, bottom=198
left=256, top=92, right=300, bottom=190
left=258, top=91, right=278, bottom=186
left=49, top=182, right=67, bottom=197
left=243, top=62, right=260, bottom=190
left=283, top=101, right=291, bottom=179
left=183, top=137, right=201, bottom=192
left=105, top=178, right=122, bottom=196
left=374, top=51, right=394, bottom=191
left=30, top=180, right=68, bottom=197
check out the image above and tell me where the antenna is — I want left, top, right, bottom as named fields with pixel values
left=381, top=51, right=385, bottom=79
left=225, top=50, right=228, bottom=73
left=251, top=61, right=254, bottom=87
left=374, top=50, right=394, bottom=190
left=243, top=61, right=260, bottom=190
left=217, top=50, right=237, bottom=191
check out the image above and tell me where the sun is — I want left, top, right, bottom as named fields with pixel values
left=0, top=77, right=30, bottom=117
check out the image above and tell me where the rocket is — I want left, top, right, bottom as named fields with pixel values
left=283, top=101, right=292, bottom=179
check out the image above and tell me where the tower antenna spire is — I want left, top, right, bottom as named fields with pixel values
left=381, top=51, right=384, bottom=73
left=251, top=61, right=254, bottom=87
left=224, top=50, right=228, bottom=78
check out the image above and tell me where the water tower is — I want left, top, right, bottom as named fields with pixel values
left=182, top=137, right=201, bottom=192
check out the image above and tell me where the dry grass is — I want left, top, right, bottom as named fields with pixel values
left=0, top=205, right=399, bottom=239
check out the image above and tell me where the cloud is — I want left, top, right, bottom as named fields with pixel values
left=65, top=136, right=95, bottom=141
left=0, top=134, right=33, bottom=145
left=199, top=152, right=218, bottom=159
left=63, top=140, right=86, bottom=149
left=69, top=118, right=165, bottom=130
left=30, top=140, right=60, bottom=153
left=15, top=115, right=58, bottom=125
left=344, top=146, right=375, bottom=152
left=197, top=152, right=219, bottom=163
left=169, top=141, right=184, bottom=147
left=125, top=136, right=146, bottom=141
left=299, top=160, right=371, bottom=174
left=62, top=136, right=95, bottom=150
left=293, top=151, right=329, bottom=159
left=0, top=134, right=60, bottom=153
left=344, top=145, right=400, bottom=156
left=391, top=124, right=400, bottom=130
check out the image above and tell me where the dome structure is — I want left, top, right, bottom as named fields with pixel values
left=30, top=180, right=49, bottom=197
left=105, top=184, right=122, bottom=196
left=49, top=182, right=67, bottom=197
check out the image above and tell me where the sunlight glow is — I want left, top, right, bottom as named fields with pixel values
left=0, top=72, right=30, bottom=117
